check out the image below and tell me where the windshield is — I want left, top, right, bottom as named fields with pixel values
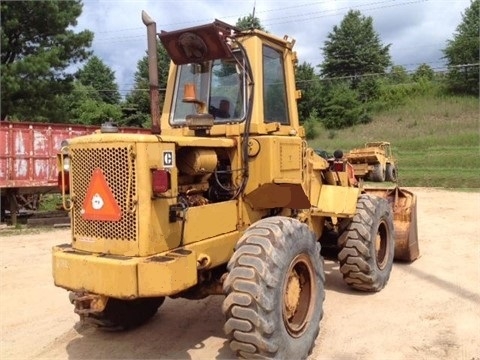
left=170, top=54, right=246, bottom=125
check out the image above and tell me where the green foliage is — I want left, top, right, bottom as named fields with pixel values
left=296, top=62, right=326, bottom=121
left=38, top=194, right=62, bottom=212
left=320, top=10, right=391, bottom=83
left=412, top=63, right=435, bottom=82
left=371, top=77, right=438, bottom=111
left=374, top=81, right=415, bottom=109
left=303, top=109, right=320, bottom=140
left=0, top=0, right=93, bottom=120
left=321, top=82, right=367, bottom=129
left=315, top=10, right=391, bottom=129
left=76, top=56, right=121, bottom=104
left=388, top=65, right=410, bottom=84
left=70, top=97, right=122, bottom=125
left=443, top=0, right=480, bottom=95
left=60, top=82, right=121, bottom=125
left=357, top=76, right=381, bottom=103
left=236, top=14, right=265, bottom=31
left=123, top=42, right=170, bottom=127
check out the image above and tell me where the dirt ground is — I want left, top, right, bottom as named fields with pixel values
left=0, top=188, right=479, bottom=360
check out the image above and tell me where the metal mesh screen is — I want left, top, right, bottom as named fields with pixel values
left=71, top=145, right=137, bottom=241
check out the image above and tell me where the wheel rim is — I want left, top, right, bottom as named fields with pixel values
left=282, top=254, right=316, bottom=337
left=375, top=221, right=389, bottom=270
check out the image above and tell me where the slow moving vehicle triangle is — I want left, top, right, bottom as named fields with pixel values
left=82, top=168, right=121, bottom=221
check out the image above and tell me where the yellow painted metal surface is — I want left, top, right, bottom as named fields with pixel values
left=182, top=231, right=240, bottom=269
left=182, top=201, right=238, bottom=245
left=313, top=185, right=360, bottom=217
left=52, top=247, right=139, bottom=298
left=138, top=250, right=197, bottom=295
left=68, top=132, right=235, bottom=148
left=245, top=183, right=311, bottom=210
left=52, top=244, right=198, bottom=297
left=245, top=136, right=303, bottom=195
left=52, top=230, right=242, bottom=297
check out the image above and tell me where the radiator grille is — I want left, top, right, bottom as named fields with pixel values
left=71, top=146, right=137, bottom=241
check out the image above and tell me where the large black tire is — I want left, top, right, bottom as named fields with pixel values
left=369, top=163, right=385, bottom=182
left=385, top=163, right=397, bottom=182
left=85, top=297, right=165, bottom=330
left=222, top=216, right=325, bottom=359
left=338, top=194, right=395, bottom=292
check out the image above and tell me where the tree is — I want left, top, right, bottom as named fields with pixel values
left=70, top=98, right=122, bottom=125
left=1, top=0, right=93, bottom=120
left=76, top=56, right=121, bottom=104
left=388, top=65, right=410, bottom=84
left=303, top=109, right=320, bottom=140
left=295, top=62, right=326, bottom=122
left=412, top=63, right=435, bottom=82
left=320, top=10, right=391, bottom=84
left=236, top=13, right=265, bottom=31
left=321, top=82, right=368, bottom=129
left=123, top=42, right=170, bottom=127
left=59, top=80, right=122, bottom=125
left=443, top=0, right=479, bottom=95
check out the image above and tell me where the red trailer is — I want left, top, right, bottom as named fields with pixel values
left=0, top=121, right=148, bottom=223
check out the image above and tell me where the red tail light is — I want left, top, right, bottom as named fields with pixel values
left=152, top=169, right=170, bottom=194
left=333, top=161, right=345, bottom=172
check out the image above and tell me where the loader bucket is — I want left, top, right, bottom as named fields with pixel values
left=364, top=187, right=420, bottom=262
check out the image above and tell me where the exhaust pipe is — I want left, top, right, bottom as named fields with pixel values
left=142, top=10, right=161, bottom=135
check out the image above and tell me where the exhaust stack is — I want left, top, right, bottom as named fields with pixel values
left=142, top=11, right=161, bottom=135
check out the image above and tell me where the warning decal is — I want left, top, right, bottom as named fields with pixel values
left=81, top=168, right=121, bottom=221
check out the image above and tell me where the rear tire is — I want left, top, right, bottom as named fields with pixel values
left=338, top=195, right=394, bottom=292
left=386, top=163, right=397, bottom=182
left=86, top=297, right=164, bottom=330
left=369, top=163, right=385, bottom=182
left=223, top=216, right=325, bottom=359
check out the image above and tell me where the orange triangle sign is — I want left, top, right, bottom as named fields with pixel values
left=82, top=168, right=121, bottom=221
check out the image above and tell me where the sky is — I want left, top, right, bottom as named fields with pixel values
left=74, top=0, right=472, bottom=96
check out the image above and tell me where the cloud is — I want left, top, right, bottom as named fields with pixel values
left=74, top=0, right=472, bottom=91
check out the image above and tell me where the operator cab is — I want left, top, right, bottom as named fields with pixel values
left=158, top=19, right=298, bottom=136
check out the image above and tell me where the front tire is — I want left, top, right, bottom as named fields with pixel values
left=386, top=163, right=397, bottom=182
left=222, top=216, right=325, bottom=359
left=369, top=163, right=386, bottom=182
left=338, top=195, right=395, bottom=292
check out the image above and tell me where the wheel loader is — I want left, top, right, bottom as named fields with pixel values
left=53, top=12, right=419, bottom=359
left=346, top=141, right=398, bottom=182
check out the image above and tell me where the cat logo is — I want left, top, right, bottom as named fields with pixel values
left=81, top=168, right=121, bottom=221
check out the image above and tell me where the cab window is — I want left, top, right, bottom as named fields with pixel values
left=263, top=45, right=289, bottom=124
left=170, top=55, right=246, bottom=126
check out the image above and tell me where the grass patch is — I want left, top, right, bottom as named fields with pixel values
left=38, top=194, right=63, bottom=211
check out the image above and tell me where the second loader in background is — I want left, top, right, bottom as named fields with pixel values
left=346, top=141, right=398, bottom=182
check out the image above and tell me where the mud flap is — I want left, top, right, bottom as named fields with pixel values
left=364, top=187, right=420, bottom=262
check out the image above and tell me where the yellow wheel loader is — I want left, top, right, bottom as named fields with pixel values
left=346, top=141, right=398, bottom=182
left=53, top=12, right=419, bottom=359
